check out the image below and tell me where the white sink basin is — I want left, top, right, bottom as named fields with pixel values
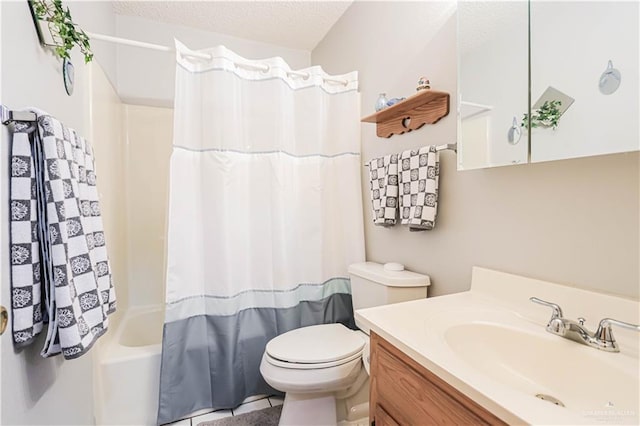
left=356, top=267, right=640, bottom=425
left=445, top=322, right=639, bottom=420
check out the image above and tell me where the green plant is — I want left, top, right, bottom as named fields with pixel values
left=31, top=0, right=93, bottom=63
left=522, top=100, right=562, bottom=130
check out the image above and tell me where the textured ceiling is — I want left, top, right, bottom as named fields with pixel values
left=458, top=1, right=527, bottom=54
left=112, top=1, right=353, bottom=51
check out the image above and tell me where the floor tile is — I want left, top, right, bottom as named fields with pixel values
left=233, top=397, right=271, bottom=415
left=269, top=396, right=284, bottom=407
left=166, top=418, right=191, bottom=426
left=241, top=394, right=269, bottom=404
left=191, top=409, right=233, bottom=425
left=188, top=408, right=215, bottom=418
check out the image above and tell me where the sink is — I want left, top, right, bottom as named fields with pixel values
left=445, top=322, right=640, bottom=419
left=356, top=267, right=640, bottom=425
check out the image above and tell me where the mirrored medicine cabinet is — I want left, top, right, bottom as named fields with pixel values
left=457, top=1, right=639, bottom=171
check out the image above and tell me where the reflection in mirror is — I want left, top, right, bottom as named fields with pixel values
left=530, top=1, right=639, bottom=163
left=457, top=1, right=529, bottom=170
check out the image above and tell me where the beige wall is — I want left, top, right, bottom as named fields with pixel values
left=312, top=1, right=639, bottom=299
left=123, top=105, right=173, bottom=307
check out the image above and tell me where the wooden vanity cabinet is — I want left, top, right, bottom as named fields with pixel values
left=369, top=332, right=506, bottom=426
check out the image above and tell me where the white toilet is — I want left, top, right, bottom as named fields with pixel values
left=260, top=262, right=430, bottom=425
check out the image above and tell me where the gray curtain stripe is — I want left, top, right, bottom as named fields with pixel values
left=156, top=292, right=355, bottom=425
left=166, top=277, right=351, bottom=305
left=172, top=145, right=361, bottom=158
left=164, top=278, right=352, bottom=322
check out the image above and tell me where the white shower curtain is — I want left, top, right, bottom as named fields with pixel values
left=157, top=41, right=365, bottom=424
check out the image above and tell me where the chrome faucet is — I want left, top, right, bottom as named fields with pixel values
left=530, top=297, right=640, bottom=352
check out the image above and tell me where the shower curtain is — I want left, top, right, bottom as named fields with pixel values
left=157, top=41, right=365, bottom=424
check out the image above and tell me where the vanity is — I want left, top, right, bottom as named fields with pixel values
left=356, top=268, right=640, bottom=425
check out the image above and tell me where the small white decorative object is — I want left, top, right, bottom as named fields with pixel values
left=384, top=262, right=405, bottom=272
left=416, top=76, right=431, bottom=91
left=375, top=93, right=389, bottom=112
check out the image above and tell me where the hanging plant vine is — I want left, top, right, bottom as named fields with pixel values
left=30, top=0, right=93, bottom=63
left=522, top=100, right=562, bottom=130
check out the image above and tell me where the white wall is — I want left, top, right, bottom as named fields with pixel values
left=113, top=14, right=311, bottom=107
left=312, top=1, right=640, bottom=299
left=530, top=1, right=639, bottom=162
left=0, top=2, right=117, bottom=424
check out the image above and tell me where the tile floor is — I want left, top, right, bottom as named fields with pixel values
left=168, top=395, right=284, bottom=426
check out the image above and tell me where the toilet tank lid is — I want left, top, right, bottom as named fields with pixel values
left=348, top=262, right=431, bottom=287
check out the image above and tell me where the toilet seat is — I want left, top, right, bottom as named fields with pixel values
left=265, top=323, right=365, bottom=370
left=265, top=350, right=363, bottom=370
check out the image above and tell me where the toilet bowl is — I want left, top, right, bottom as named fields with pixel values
left=259, top=323, right=369, bottom=425
left=260, top=262, right=431, bottom=425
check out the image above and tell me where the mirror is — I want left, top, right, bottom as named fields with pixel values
left=457, top=1, right=639, bottom=170
left=530, top=1, right=639, bottom=162
left=457, top=1, right=529, bottom=170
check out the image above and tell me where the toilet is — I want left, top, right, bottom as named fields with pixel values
left=260, top=262, right=430, bottom=425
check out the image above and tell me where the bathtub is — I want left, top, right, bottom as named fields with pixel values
left=95, top=306, right=164, bottom=425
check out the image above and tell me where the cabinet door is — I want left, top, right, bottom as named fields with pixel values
left=374, top=404, right=400, bottom=426
left=370, top=332, right=506, bottom=425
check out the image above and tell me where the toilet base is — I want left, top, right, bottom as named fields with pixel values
left=280, top=393, right=337, bottom=426
left=277, top=372, right=370, bottom=426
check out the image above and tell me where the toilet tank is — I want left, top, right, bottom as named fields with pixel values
left=347, top=262, right=431, bottom=311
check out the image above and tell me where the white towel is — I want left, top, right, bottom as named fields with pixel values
left=368, top=154, right=399, bottom=226
left=10, top=112, right=116, bottom=359
left=399, top=146, right=439, bottom=231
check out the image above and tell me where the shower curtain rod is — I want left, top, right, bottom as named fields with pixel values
left=86, top=32, right=349, bottom=86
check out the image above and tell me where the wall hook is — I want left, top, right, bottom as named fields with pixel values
left=507, top=116, right=521, bottom=145
left=599, top=60, right=621, bottom=95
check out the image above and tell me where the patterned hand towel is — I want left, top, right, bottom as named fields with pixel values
left=10, top=121, right=44, bottom=348
left=368, top=154, right=399, bottom=226
left=399, top=146, right=439, bottom=231
left=10, top=113, right=116, bottom=359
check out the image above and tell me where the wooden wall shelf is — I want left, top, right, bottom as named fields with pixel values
left=362, top=90, right=450, bottom=138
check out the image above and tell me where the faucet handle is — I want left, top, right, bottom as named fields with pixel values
left=594, top=318, right=640, bottom=350
left=530, top=297, right=564, bottom=319
left=594, top=318, right=640, bottom=352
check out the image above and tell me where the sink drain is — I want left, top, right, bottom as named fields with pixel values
left=535, top=394, right=565, bottom=407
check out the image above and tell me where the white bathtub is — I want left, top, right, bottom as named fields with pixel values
left=95, top=306, right=164, bottom=425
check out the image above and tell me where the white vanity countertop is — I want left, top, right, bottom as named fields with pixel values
left=355, top=267, right=640, bottom=425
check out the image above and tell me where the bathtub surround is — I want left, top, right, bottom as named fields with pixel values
left=157, top=42, right=365, bottom=424
left=95, top=306, right=163, bottom=425
left=9, top=113, right=116, bottom=358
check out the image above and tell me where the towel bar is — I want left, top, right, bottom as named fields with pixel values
left=363, top=143, right=457, bottom=167
left=1, top=105, right=37, bottom=125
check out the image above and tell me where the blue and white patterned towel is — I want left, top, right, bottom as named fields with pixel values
left=10, top=113, right=116, bottom=359
left=398, top=146, right=439, bottom=231
left=368, top=154, right=399, bottom=226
